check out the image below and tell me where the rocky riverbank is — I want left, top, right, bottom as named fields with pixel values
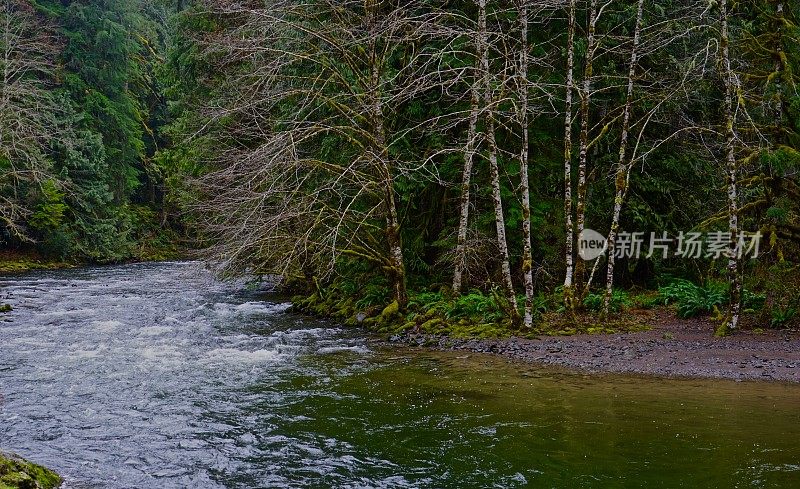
left=0, top=452, right=61, bottom=489
left=388, top=311, right=800, bottom=382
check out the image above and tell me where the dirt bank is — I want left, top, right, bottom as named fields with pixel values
left=391, top=312, right=800, bottom=382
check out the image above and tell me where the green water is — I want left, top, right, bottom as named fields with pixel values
left=279, top=350, right=800, bottom=488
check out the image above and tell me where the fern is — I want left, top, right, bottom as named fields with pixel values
left=582, top=290, right=632, bottom=313
left=770, top=306, right=797, bottom=328
left=659, top=279, right=726, bottom=318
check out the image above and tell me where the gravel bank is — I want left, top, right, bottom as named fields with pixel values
left=391, top=313, right=800, bottom=382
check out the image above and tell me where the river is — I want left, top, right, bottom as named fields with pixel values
left=1, top=262, right=799, bottom=488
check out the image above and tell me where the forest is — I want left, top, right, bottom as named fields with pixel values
left=2, top=0, right=799, bottom=336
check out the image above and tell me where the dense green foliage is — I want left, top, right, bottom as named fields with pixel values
left=0, top=0, right=180, bottom=262
left=2, top=0, right=799, bottom=333
left=155, top=0, right=799, bottom=333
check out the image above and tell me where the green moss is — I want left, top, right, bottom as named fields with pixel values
left=0, top=259, right=73, bottom=274
left=419, top=318, right=444, bottom=333
left=292, top=279, right=658, bottom=341
left=0, top=452, right=61, bottom=489
left=381, top=301, right=400, bottom=319
left=0, top=304, right=11, bottom=313
left=537, top=311, right=652, bottom=336
left=714, top=320, right=732, bottom=337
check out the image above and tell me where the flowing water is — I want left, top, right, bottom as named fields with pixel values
left=1, top=262, right=799, bottom=488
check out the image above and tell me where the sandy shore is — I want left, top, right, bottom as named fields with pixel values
left=392, top=312, right=800, bottom=382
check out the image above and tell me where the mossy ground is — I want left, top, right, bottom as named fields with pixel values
left=292, top=288, right=652, bottom=340
left=0, top=245, right=185, bottom=275
left=0, top=453, right=61, bottom=489
left=0, top=251, right=74, bottom=274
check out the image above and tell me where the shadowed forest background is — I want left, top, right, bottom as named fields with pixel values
left=2, top=0, right=799, bottom=335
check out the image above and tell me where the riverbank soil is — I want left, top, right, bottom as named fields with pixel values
left=410, top=311, right=800, bottom=382
left=0, top=452, right=61, bottom=489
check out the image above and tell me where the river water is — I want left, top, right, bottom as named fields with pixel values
left=1, top=262, right=799, bottom=488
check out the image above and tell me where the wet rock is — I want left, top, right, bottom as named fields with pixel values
left=0, top=452, right=61, bottom=489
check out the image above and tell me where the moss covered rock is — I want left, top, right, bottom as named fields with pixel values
left=0, top=452, right=61, bottom=489
left=381, top=301, right=400, bottom=319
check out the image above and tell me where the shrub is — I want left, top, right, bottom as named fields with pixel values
left=583, top=290, right=632, bottom=313
left=770, top=306, right=797, bottom=329
left=407, top=291, right=450, bottom=317
left=658, top=279, right=726, bottom=318
left=742, top=289, right=767, bottom=312
left=632, top=292, right=663, bottom=310
left=446, top=292, right=505, bottom=323
left=355, top=282, right=391, bottom=309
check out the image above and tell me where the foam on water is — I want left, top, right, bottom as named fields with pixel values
left=0, top=262, right=372, bottom=488
left=235, top=301, right=292, bottom=314
left=316, top=345, right=371, bottom=355
left=202, top=348, right=285, bottom=364
left=137, top=325, right=174, bottom=336
left=92, top=320, right=124, bottom=332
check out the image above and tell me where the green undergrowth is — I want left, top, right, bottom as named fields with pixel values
left=654, top=278, right=796, bottom=329
left=292, top=283, right=653, bottom=339
left=0, top=258, right=74, bottom=274
left=131, top=226, right=186, bottom=263
left=0, top=452, right=61, bottom=489
left=294, top=290, right=520, bottom=339
left=0, top=239, right=185, bottom=275
left=291, top=271, right=795, bottom=339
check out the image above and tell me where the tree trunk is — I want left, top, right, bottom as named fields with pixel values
left=602, top=0, right=645, bottom=318
left=367, top=1, right=408, bottom=310
left=480, top=1, right=520, bottom=325
left=717, top=0, right=740, bottom=335
left=453, top=0, right=490, bottom=295
left=517, top=3, right=534, bottom=328
left=773, top=1, right=787, bottom=130
left=562, top=0, right=577, bottom=311
left=574, top=0, right=599, bottom=299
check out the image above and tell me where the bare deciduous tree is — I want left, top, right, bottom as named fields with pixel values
left=0, top=0, right=55, bottom=241
left=191, top=1, right=461, bottom=309
left=516, top=0, right=534, bottom=328
left=562, top=0, right=577, bottom=312
left=453, top=1, right=490, bottom=295
left=719, top=0, right=741, bottom=333
left=602, top=0, right=645, bottom=317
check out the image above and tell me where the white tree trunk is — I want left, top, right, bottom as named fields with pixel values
left=575, top=0, right=599, bottom=296
left=517, top=3, right=534, bottom=328
left=562, top=0, right=577, bottom=310
left=719, top=0, right=741, bottom=333
left=480, top=1, right=519, bottom=324
left=603, top=0, right=645, bottom=317
left=453, top=0, right=490, bottom=295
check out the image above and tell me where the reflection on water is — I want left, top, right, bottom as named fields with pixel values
left=0, top=262, right=798, bottom=488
